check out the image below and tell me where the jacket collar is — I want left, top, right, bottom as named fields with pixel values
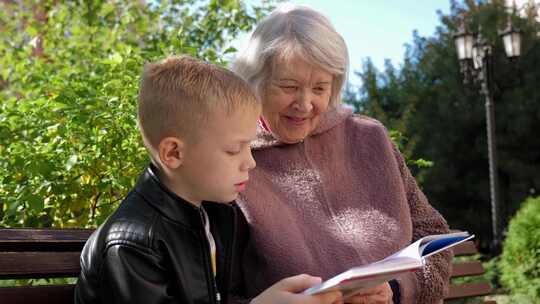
left=134, top=165, right=227, bottom=227
left=251, top=105, right=354, bottom=150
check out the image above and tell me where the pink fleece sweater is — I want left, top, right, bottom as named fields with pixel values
left=233, top=106, right=452, bottom=304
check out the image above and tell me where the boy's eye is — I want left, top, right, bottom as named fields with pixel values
left=226, top=150, right=241, bottom=156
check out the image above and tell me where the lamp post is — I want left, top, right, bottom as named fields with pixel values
left=453, top=17, right=522, bottom=253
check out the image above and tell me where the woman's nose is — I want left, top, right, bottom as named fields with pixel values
left=293, top=89, right=313, bottom=112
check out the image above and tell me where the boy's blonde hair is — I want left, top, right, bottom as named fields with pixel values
left=138, top=55, right=260, bottom=155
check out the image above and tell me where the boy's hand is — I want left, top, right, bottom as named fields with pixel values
left=344, top=283, right=393, bottom=304
left=251, top=274, right=342, bottom=304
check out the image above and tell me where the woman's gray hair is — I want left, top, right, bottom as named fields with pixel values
left=232, top=4, right=349, bottom=107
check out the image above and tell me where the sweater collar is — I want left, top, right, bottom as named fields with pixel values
left=252, top=105, right=354, bottom=150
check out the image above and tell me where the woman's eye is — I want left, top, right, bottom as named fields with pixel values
left=226, top=150, right=241, bottom=156
left=314, top=87, right=326, bottom=94
left=280, top=86, right=297, bottom=92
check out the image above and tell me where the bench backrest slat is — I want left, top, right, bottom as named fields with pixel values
left=0, top=252, right=81, bottom=279
left=450, top=261, right=486, bottom=278
left=446, top=282, right=493, bottom=300
left=0, top=228, right=93, bottom=252
left=0, top=285, right=74, bottom=304
left=451, top=241, right=478, bottom=256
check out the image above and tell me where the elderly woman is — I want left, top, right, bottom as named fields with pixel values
left=230, top=4, right=452, bottom=304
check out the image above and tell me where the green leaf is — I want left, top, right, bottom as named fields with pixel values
left=223, top=46, right=237, bottom=54
left=26, top=26, right=38, bottom=37
left=66, top=154, right=78, bottom=171
left=107, top=52, right=123, bottom=65
left=1, top=68, right=9, bottom=81
left=27, top=195, right=44, bottom=213
left=101, top=3, right=116, bottom=17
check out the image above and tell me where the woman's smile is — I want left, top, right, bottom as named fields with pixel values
left=282, top=115, right=310, bottom=125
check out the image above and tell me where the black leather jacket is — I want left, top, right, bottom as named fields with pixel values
left=74, top=166, right=240, bottom=304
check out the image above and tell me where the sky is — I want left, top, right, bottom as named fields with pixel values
left=230, top=1, right=453, bottom=87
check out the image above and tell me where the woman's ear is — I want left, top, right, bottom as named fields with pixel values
left=158, top=137, right=184, bottom=169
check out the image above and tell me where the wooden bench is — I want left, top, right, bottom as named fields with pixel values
left=0, top=228, right=495, bottom=304
left=0, top=228, right=93, bottom=304
left=444, top=240, right=496, bottom=303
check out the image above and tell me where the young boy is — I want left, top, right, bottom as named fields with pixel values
left=74, top=56, right=341, bottom=304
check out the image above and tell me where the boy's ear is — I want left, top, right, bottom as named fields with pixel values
left=158, top=137, right=185, bottom=169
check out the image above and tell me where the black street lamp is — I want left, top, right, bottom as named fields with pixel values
left=453, top=16, right=522, bottom=253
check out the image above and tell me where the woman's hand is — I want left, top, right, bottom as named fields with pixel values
left=344, top=283, right=393, bottom=304
left=251, top=274, right=343, bottom=304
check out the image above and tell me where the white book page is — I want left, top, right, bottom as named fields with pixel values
left=304, top=255, right=422, bottom=296
left=381, top=238, right=423, bottom=261
left=303, top=232, right=473, bottom=298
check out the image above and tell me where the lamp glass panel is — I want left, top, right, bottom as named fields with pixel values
left=464, top=35, right=474, bottom=59
left=503, top=34, right=513, bottom=57
left=511, top=32, right=521, bottom=57
left=472, top=46, right=482, bottom=69
left=455, top=36, right=466, bottom=60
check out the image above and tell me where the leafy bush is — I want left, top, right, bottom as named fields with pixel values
left=500, top=196, right=540, bottom=301
left=0, top=0, right=269, bottom=228
left=482, top=255, right=502, bottom=290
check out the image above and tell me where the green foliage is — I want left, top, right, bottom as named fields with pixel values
left=0, top=0, right=270, bottom=228
left=482, top=255, right=502, bottom=289
left=0, top=278, right=76, bottom=287
left=389, top=130, right=433, bottom=174
left=500, top=196, right=540, bottom=301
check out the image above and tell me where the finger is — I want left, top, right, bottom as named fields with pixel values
left=332, top=297, right=345, bottom=304
left=344, top=294, right=367, bottom=304
left=348, top=287, right=379, bottom=297
left=356, top=283, right=391, bottom=296
left=283, top=290, right=342, bottom=304
left=358, top=293, right=391, bottom=304
left=277, top=274, right=323, bottom=293
left=314, top=290, right=342, bottom=304
left=370, top=293, right=391, bottom=302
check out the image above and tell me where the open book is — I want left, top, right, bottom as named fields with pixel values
left=303, top=231, right=474, bottom=299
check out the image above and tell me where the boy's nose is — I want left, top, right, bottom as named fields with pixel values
left=243, top=150, right=256, bottom=171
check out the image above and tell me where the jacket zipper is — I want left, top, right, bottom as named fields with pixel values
left=199, top=208, right=221, bottom=304
left=221, top=204, right=237, bottom=303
